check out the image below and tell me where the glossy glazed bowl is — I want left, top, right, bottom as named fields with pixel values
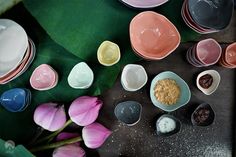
left=150, top=71, right=191, bottom=112
left=196, top=38, right=222, bottom=65
left=225, top=42, right=236, bottom=66
left=130, top=11, right=181, bottom=60
left=119, top=0, right=169, bottom=9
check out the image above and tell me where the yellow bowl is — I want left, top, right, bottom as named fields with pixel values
left=97, top=41, right=121, bottom=66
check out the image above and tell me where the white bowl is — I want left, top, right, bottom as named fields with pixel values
left=196, top=70, right=221, bottom=95
left=121, top=64, right=148, bottom=92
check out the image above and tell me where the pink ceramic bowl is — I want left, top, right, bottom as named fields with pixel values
left=130, top=11, right=181, bottom=60
left=225, top=42, right=236, bottom=66
left=30, top=64, right=58, bottom=91
left=196, top=38, right=222, bottom=65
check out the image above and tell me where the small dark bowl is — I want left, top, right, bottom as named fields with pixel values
left=114, top=101, right=142, bottom=126
left=156, top=114, right=181, bottom=137
left=191, top=103, right=215, bottom=126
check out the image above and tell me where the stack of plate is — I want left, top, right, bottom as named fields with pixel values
left=186, top=39, right=222, bottom=67
left=219, top=43, right=236, bottom=68
left=181, top=0, right=234, bottom=34
left=0, top=19, right=36, bottom=84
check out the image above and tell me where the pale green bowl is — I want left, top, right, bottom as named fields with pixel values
left=150, top=71, right=191, bottom=112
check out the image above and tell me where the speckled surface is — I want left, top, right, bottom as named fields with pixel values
left=97, top=44, right=235, bottom=157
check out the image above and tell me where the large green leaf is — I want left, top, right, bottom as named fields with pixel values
left=0, top=4, right=122, bottom=145
left=22, top=0, right=200, bottom=62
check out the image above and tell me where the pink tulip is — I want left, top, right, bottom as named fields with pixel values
left=82, top=122, right=112, bottom=149
left=56, top=132, right=80, bottom=146
left=33, top=103, right=67, bottom=131
left=68, top=96, right=103, bottom=126
left=52, top=144, right=85, bottom=157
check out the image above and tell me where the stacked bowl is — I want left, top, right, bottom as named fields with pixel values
left=186, top=39, right=222, bottom=67
left=181, top=0, right=234, bottom=34
left=0, top=19, right=36, bottom=84
left=219, top=43, right=236, bottom=68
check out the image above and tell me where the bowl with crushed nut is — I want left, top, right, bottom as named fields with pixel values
left=150, top=71, right=191, bottom=112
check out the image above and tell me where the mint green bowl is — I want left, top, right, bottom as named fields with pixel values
left=150, top=71, right=191, bottom=112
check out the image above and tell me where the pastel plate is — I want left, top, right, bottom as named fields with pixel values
left=119, top=0, right=169, bottom=9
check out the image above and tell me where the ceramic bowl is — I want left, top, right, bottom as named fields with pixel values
left=114, top=101, right=142, bottom=126
left=196, top=38, right=222, bottom=65
left=30, top=64, right=58, bottom=91
left=119, top=0, right=169, bottom=9
left=225, top=42, right=236, bottom=66
left=191, top=103, right=215, bottom=126
left=150, top=71, right=191, bottom=112
left=196, top=70, right=221, bottom=95
left=130, top=11, right=181, bottom=60
left=121, top=64, right=148, bottom=92
left=0, top=88, right=31, bottom=112
left=97, top=41, right=120, bottom=66
left=0, top=19, right=28, bottom=78
left=188, top=0, right=233, bottom=30
left=68, top=62, right=94, bottom=89
left=156, top=114, right=181, bottom=136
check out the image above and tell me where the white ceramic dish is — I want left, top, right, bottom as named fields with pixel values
left=196, top=70, right=221, bottom=95
left=121, top=64, right=148, bottom=92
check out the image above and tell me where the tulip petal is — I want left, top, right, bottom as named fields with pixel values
left=82, top=122, right=111, bottom=149
left=53, top=144, right=85, bottom=157
left=56, top=132, right=80, bottom=146
left=69, top=96, right=102, bottom=126
left=34, top=103, right=67, bottom=131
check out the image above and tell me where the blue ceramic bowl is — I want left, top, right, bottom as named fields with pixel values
left=150, top=71, right=191, bottom=112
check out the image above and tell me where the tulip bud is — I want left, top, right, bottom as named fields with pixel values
left=52, top=144, right=85, bottom=157
left=34, top=103, right=67, bottom=131
left=68, top=96, right=102, bottom=126
left=82, top=122, right=111, bottom=149
left=56, top=132, right=80, bottom=146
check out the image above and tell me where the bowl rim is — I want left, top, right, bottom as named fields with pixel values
left=119, top=0, right=169, bottom=9
left=150, top=71, right=191, bottom=112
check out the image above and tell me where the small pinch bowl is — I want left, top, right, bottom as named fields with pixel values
left=30, top=64, right=58, bottom=91
left=196, top=70, right=221, bottom=95
left=150, top=71, right=191, bottom=112
left=156, top=114, right=181, bottom=136
left=114, top=101, right=142, bottom=126
left=121, top=64, right=148, bottom=92
left=191, top=103, right=215, bottom=127
left=68, top=62, right=94, bottom=89
left=130, top=11, right=181, bottom=60
left=97, top=41, right=121, bottom=66
left=196, top=38, right=222, bottom=65
left=225, top=42, right=236, bottom=66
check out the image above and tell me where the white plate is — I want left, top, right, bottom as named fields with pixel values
left=0, top=19, right=28, bottom=77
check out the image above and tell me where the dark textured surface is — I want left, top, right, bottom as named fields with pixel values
left=98, top=43, right=235, bottom=157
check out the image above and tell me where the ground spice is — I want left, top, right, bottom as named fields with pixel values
left=154, top=79, right=180, bottom=105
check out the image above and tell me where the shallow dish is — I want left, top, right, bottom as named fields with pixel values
left=121, top=64, right=148, bottom=92
left=150, top=71, right=191, bottom=112
left=130, top=11, right=180, bottom=60
left=119, top=0, right=169, bottom=9
left=225, top=42, right=236, bottom=66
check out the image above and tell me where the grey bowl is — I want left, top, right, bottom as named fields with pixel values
left=188, top=0, right=234, bottom=30
left=114, top=101, right=142, bottom=126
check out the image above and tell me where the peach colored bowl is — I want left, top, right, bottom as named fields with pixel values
left=130, top=11, right=181, bottom=60
left=225, top=42, right=236, bottom=66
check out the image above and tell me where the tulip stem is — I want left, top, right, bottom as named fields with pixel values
left=29, top=136, right=82, bottom=153
left=33, top=119, right=73, bottom=145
